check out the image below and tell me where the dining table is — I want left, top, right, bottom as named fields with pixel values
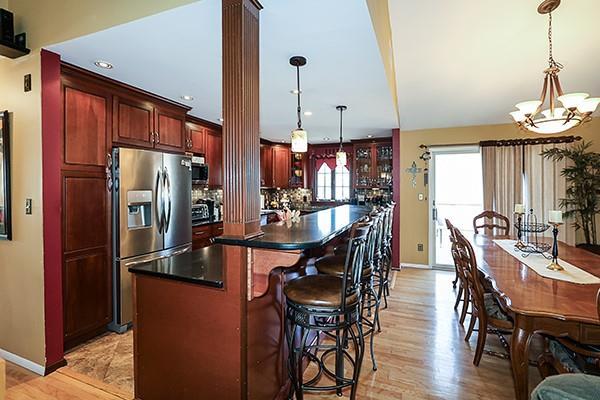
left=468, top=234, right=600, bottom=400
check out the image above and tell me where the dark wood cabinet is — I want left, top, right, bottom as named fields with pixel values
left=352, top=140, right=393, bottom=189
left=272, top=145, right=291, bottom=188
left=154, top=106, right=185, bottom=152
left=205, top=128, right=223, bottom=187
left=260, top=144, right=273, bottom=187
left=112, top=94, right=154, bottom=148
left=192, top=222, right=224, bottom=250
left=61, top=67, right=113, bottom=349
left=186, top=121, right=206, bottom=154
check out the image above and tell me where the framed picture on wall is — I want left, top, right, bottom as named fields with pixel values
left=0, top=110, right=12, bottom=240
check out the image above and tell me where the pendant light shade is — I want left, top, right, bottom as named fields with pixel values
left=291, top=128, right=308, bottom=153
left=290, top=56, right=308, bottom=152
left=335, top=105, right=348, bottom=167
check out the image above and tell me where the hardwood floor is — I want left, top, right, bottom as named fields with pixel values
left=5, top=269, right=542, bottom=399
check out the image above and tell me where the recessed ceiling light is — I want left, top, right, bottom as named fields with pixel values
left=281, top=140, right=286, bottom=143
left=290, top=89, right=302, bottom=95
left=218, top=118, right=224, bottom=122
left=323, top=137, right=330, bottom=141
left=94, top=60, right=113, bottom=69
left=367, top=135, right=373, bottom=138
left=181, top=95, right=194, bottom=101
left=303, top=111, right=313, bottom=116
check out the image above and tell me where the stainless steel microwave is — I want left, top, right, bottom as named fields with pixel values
left=192, top=156, right=209, bottom=185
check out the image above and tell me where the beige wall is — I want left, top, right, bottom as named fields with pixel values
left=0, top=0, right=199, bottom=368
left=0, top=53, right=45, bottom=365
left=399, top=118, right=600, bottom=265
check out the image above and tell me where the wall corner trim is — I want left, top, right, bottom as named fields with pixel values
left=0, top=348, right=45, bottom=376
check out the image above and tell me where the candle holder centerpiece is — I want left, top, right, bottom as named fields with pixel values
left=514, top=208, right=551, bottom=255
left=546, top=210, right=564, bottom=271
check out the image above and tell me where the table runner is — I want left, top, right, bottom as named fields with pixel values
left=492, top=239, right=600, bottom=285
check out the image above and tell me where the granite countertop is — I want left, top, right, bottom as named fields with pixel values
left=128, top=245, right=224, bottom=287
left=215, top=205, right=370, bottom=251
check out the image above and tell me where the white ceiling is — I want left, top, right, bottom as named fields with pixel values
left=388, top=0, right=600, bottom=131
left=47, top=0, right=397, bottom=143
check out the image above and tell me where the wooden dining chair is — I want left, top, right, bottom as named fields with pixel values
left=445, top=219, right=470, bottom=325
left=537, top=289, right=600, bottom=378
left=472, top=210, right=510, bottom=236
left=454, top=228, right=513, bottom=366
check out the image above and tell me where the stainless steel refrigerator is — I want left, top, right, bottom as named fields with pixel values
left=110, top=147, right=192, bottom=332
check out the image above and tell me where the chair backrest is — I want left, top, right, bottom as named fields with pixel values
left=446, top=219, right=463, bottom=276
left=385, top=202, right=396, bottom=240
left=454, top=228, right=486, bottom=313
left=597, top=289, right=600, bottom=321
left=341, top=227, right=368, bottom=312
left=473, top=210, right=510, bottom=236
left=355, top=219, right=375, bottom=270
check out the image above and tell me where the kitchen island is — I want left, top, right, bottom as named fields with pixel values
left=129, top=205, right=369, bottom=400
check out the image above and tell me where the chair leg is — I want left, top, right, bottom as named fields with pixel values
left=459, top=288, right=470, bottom=325
left=465, top=311, right=477, bottom=341
left=452, top=267, right=459, bottom=288
left=335, top=322, right=343, bottom=397
left=473, top=316, right=487, bottom=366
left=453, top=284, right=463, bottom=310
left=349, top=320, right=365, bottom=400
left=369, top=286, right=380, bottom=370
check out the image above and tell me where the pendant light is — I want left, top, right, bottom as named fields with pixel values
left=336, top=105, right=348, bottom=167
left=290, top=56, right=308, bottom=153
left=510, top=0, right=599, bottom=134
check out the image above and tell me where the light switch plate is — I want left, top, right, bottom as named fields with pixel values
left=25, top=198, right=32, bottom=215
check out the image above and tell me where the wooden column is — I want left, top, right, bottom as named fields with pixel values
left=222, top=0, right=263, bottom=239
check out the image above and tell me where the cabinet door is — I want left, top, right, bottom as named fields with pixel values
left=260, top=144, right=273, bottom=187
left=272, top=146, right=291, bottom=188
left=155, top=107, right=185, bottom=153
left=187, top=122, right=206, bottom=154
left=113, top=94, right=154, bottom=148
left=205, top=129, right=223, bottom=187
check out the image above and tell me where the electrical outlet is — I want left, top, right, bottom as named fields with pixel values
left=418, top=193, right=424, bottom=201
left=417, top=243, right=424, bottom=252
left=24, top=74, right=31, bottom=92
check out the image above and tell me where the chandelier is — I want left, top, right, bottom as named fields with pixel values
left=335, top=105, right=348, bottom=167
left=290, top=56, right=308, bottom=152
left=510, top=0, right=599, bottom=134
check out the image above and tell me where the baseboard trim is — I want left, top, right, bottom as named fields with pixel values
left=44, top=358, right=67, bottom=375
left=401, top=263, right=431, bottom=270
left=0, top=348, right=45, bottom=376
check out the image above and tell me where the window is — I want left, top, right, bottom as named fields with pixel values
left=316, top=163, right=332, bottom=200
left=334, top=165, right=350, bottom=200
left=316, top=162, right=350, bottom=201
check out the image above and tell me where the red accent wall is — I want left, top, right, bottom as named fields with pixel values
left=41, top=49, right=64, bottom=368
left=392, top=129, right=400, bottom=268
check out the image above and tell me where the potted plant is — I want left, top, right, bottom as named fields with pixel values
left=541, top=141, right=600, bottom=253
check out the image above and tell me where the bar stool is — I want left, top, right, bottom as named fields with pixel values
left=284, top=229, right=368, bottom=400
left=315, top=217, right=381, bottom=371
left=379, top=203, right=395, bottom=309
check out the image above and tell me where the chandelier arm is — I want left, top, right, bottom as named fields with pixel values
left=535, top=74, right=549, bottom=116
left=549, top=74, right=555, bottom=115
left=552, top=74, right=564, bottom=97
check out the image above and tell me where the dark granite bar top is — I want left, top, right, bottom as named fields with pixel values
left=215, top=205, right=370, bottom=250
left=129, top=245, right=224, bottom=287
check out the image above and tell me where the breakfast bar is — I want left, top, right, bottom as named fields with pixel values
left=129, top=205, right=370, bottom=400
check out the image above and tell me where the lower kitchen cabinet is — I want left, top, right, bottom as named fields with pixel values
left=192, top=222, right=224, bottom=250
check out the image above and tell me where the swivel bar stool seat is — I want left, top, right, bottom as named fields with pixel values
left=284, top=229, right=368, bottom=400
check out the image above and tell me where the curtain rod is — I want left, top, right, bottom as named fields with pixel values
left=480, top=135, right=582, bottom=147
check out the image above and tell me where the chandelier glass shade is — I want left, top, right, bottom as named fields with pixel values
left=290, top=56, right=308, bottom=152
left=335, top=105, right=348, bottom=167
left=510, top=1, right=599, bottom=134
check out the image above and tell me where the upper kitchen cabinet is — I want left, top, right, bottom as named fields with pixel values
left=205, top=128, right=223, bottom=187
left=186, top=120, right=206, bottom=154
left=113, top=94, right=188, bottom=153
left=353, top=140, right=393, bottom=189
left=272, top=145, right=291, bottom=188
left=112, top=94, right=154, bottom=148
left=260, top=144, right=273, bottom=187
left=154, top=105, right=185, bottom=152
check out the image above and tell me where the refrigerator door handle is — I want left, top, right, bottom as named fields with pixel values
left=155, top=168, right=164, bottom=234
left=163, top=166, right=172, bottom=233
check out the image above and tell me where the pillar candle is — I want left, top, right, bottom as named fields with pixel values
left=548, top=210, right=563, bottom=224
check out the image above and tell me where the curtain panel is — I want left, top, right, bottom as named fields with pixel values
left=481, top=145, right=523, bottom=233
left=524, top=143, right=576, bottom=245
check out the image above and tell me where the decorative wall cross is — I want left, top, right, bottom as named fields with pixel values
left=405, top=161, right=422, bottom=188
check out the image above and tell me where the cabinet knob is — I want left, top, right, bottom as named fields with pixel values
left=155, top=132, right=160, bottom=144
left=149, top=132, right=155, bottom=144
